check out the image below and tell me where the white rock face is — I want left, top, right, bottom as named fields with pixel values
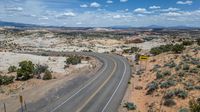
left=0, top=52, right=66, bottom=73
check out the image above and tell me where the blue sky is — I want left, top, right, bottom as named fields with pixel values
left=0, top=0, right=200, bottom=27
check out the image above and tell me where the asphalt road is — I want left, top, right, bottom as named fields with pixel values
left=23, top=52, right=131, bottom=112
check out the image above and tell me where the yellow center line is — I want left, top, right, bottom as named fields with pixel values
left=76, top=57, right=117, bottom=112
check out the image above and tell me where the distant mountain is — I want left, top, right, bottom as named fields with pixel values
left=110, top=25, right=132, bottom=29
left=0, top=21, right=199, bottom=29
left=0, top=21, right=39, bottom=28
left=144, top=25, right=165, bottom=29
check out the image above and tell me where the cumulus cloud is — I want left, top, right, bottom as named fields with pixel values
left=162, top=12, right=181, bottom=16
left=90, top=2, right=101, bottom=8
left=177, top=0, right=193, bottom=5
left=80, top=4, right=88, bottom=8
left=107, top=0, right=113, bottom=4
left=56, top=11, right=76, bottom=19
left=6, top=7, right=23, bottom=11
left=120, top=0, right=128, bottom=3
left=149, top=5, right=161, bottom=9
left=162, top=7, right=180, bottom=12
left=134, top=8, right=151, bottom=14
left=39, top=16, right=48, bottom=20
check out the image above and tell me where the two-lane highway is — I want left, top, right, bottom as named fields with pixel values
left=23, top=52, right=131, bottom=112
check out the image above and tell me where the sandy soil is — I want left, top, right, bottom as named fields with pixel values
left=127, top=46, right=200, bottom=112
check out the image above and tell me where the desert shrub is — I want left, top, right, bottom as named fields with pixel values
left=0, top=75, right=15, bottom=85
left=146, top=81, right=158, bottom=95
left=179, top=108, right=189, bottom=112
left=65, top=55, right=81, bottom=65
left=164, top=90, right=175, bottom=99
left=163, top=99, right=176, bottom=107
left=174, top=89, right=188, bottom=99
left=156, top=72, right=164, bottom=79
left=8, top=66, right=17, bottom=73
left=136, top=69, right=144, bottom=75
left=171, top=44, right=185, bottom=53
left=17, top=61, right=35, bottom=81
left=178, top=71, right=185, bottom=77
left=194, top=86, right=200, bottom=90
left=162, top=70, right=171, bottom=76
left=124, top=102, right=137, bottom=110
left=164, top=89, right=188, bottom=99
left=182, top=41, right=194, bottom=46
left=184, top=82, right=194, bottom=90
left=196, top=38, right=200, bottom=46
left=123, top=47, right=141, bottom=53
left=164, top=61, right=176, bottom=68
left=34, top=64, right=49, bottom=75
left=183, top=64, right=190, bottom=71
left=189, top=98, right=200, bottom=112
left=152, top=64, right=161, bottom=72
left=196, top=63, right=200, bottom=68
left=150, top=44, right=173, bottom=55
left=175, top=65, right=182, bottom=71
left=160, top=80, right=176, bottom=88
left=189, top=68, right=199, bottom=73
left=42, top=70, right=52, bottom=80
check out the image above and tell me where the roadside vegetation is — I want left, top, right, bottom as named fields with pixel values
left=65, top=55, right=82, bottom=65
left=150, top=44, right=185, bottom=55
left=131, top=39, right=200, bottom=111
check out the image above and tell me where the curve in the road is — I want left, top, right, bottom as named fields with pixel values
left=21, top=52, right=131, bottom=112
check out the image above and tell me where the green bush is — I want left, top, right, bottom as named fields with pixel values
left=34, top=64, right=49, bottom=75
left=164, top=61, right=176, bottom=68
left=183, top=64, right=190, bottom=71
left=8, top=66, right=17, bottom=73
left=190, top=68, right=199, bottom=73
left=65, top=55, right=81, bottom=65
left=160, top=80, right=176, bottom=88
left=123, top=47, right=141, bottom=53
left=182, top=41, right=194, bottom=46
left=175, top=65, right=181, bottom=71
left=42, top=70, right=52, bottom=80
left=171, top=44, right=185, bottom=53
left=179, top=108, right=189, bottom=112
left=124, top=102, right=137, bottom=110
left=196, top=38, right=200, bottom=46
left=175, top=89, right=188, bottom=99
left=156, top=72, right=164, bottom=79
left=178, top=71, right=185, bottom=77
left=163, top=99, right=176, bottom=107
left=164, top=89, right=188, bottom=99
left=0, top=75, right=15, bottom=85
left=146, top=81, right=158, bottom=95
left=150, top=44, right=173, bottom=55
left=189, top=98, right=200, bottom=112
left=163, top=70, right=171, bottom=76
left=17, top=61, right=35, bottom=81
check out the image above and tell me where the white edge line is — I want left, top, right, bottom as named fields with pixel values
left=101, top=57, right=127, bottom=112
left=50, top=56, right=108, bottom=112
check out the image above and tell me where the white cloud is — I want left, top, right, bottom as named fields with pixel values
left=106, top=0, right=113, bottom=4
left=162, top=12, right=181, bottom=16
left=6, top=7, right=23, bottom=11
left=56, top=11, right=76, bottom=19
left=80, top=4, right=88, bottom=8
left=120, top=0, right=128, bottom=3
left=149, top=5, right=161, bottom=9
left=90, top=2, right=101, bottom=8
left=39, top=16, right=48, bottom=20
left=162, top=7, right=180, bottom=12
left=177, top=1, right=193, bottom=5
left=113, top=15, right=121, bottom=19
left=134, top=8, right=151, bottom=14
